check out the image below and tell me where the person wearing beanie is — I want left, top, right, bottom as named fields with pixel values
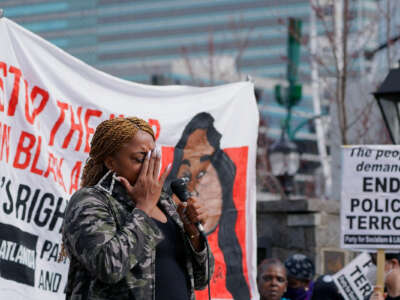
left=283, top=253, right=315, bottom=300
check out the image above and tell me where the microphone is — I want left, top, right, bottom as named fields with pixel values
left=170, top=178, right=205, bottom=233
left=171, top=179, right=211, bottom=299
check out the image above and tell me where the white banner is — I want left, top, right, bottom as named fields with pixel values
left=341, top=145, right=400, bottom=250
left=333, top=252, right=374, bottom=300
left=0, top=18, right=259, bottom=300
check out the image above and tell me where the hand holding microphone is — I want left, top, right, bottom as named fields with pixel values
left=171, top=179, right=212, bottom=297
left=171, top=179, right=208, bottom=248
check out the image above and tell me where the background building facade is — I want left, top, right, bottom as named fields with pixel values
left=0, top=0, right=380, bottom=198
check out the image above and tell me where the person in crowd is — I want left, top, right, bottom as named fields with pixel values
left=258, top=258, right=290, bottom=300
left=165, top=112, right=251, bottom=298
left=369, top=253, right=400, bottom=300
left=283, top=253, right=315, bottom=300
left=60, top=117, right=214, bottom=300
left=311, top=274, right=344, bottom=300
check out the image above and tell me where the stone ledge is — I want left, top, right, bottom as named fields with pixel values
left=257, top=193, right=340, bottom=214
left=287, top=213, right=321, bottom=227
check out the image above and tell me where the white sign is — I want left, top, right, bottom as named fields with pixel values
left=333, top=252, right=374, bottom=300
left=341, top=145, right=400, bottom=249
left=0, top=18, right=259, bottom=300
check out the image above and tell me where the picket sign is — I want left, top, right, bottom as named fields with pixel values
left=333, top=252, right=374, bottom=300
left=340, top=145, right=400, bottom=298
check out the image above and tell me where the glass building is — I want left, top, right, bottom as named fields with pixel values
left=0, top=0, right=312, bottom=81
left=0, top=0, right=378, bottom=197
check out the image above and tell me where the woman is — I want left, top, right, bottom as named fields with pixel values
left=61, top=117, right=214, bottom=300
left=165, top=112, right=251, bottom=298
left=369, top=253, right=400, bottom=300
left=257, top=258, right=290, bottom=300
left=283, top=254, right=315, bottom=300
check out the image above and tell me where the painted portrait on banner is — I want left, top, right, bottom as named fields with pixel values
left=164, top=112, right=251, bottom=299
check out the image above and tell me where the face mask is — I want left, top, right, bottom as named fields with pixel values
left=284, top=287, right=308, bottom=300
left=384, top=266, right=394, bottom=280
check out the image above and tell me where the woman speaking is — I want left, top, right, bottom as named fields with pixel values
left=60, top=117, right=214, bottom=300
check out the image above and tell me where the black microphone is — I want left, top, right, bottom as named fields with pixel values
left=170, top=178, right=205, bottom=233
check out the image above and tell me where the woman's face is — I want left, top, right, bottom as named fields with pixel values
left=287, top=276, right=309, bottom=289
left=384, top=259, right=400, bottom=289
left=106, top=130, right=155, bottom=186
left=176, top=128, right=223, bottom=233
left=258, top=264, right=287, bottom=300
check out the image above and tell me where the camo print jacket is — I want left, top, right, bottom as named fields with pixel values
left=62, top=179, right=214, bottom=300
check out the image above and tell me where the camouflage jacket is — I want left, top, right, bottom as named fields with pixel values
left=62, top=179, right=214, bottom=300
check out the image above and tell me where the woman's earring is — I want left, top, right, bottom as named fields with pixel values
left=97, top=169, right=116, bottom=195
left=109, top=171, right=117, bottom=194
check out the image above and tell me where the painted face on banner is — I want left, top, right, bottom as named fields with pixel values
left=176, top=129, right=223, bottom=233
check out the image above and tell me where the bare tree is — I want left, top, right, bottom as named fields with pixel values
left=177, top=14, right=254, bottom=86
left=306, top=0, right=400, bottom=200
left=310, top=0, right=399, bottom=145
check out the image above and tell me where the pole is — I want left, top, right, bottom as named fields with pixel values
left=274, top=17, right=303, bottom=138
left=310, top=1, right=332, bottom=197
left=375, top=249, right=385, bottom=295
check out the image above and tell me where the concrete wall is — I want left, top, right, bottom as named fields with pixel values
left=256, top=196, right=350, bottom=275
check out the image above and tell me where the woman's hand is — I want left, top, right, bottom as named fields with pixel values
left=178, top=196, right=208, bottom=226
left=370, top=291, right=386, bottom=300
left=118, top=148, right=171, bottom=215
left=177, top=196, right=208, bottom=251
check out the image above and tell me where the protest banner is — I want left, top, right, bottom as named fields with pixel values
left=341, top=145, right=400, bottom=249
left=333, top=252, right=374, bottom=300
left=0, top=17, right=259, bottom=299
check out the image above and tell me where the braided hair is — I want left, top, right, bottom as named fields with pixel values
left=58, top=117, right=154, bottom=263
left=81, top=116, right=155, bottom=187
